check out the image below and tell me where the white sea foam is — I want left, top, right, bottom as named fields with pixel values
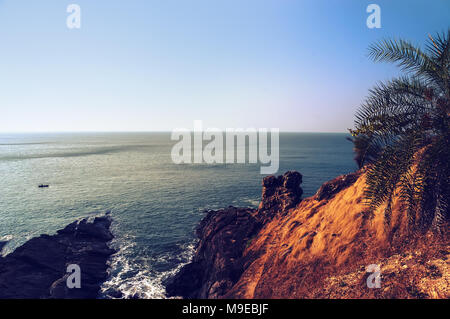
left=0, top=235, right=13, bottom=241
left=231, top=196, right=260, bottom=209
left=101, top=236, right=196, bottom=299
left=242, top=197, right=261, bottom=208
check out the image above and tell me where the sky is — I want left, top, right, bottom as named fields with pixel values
left=0, top=0, right=449, bottom=133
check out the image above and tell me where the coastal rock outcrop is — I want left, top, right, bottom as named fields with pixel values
left=166, top=170, right=449, bottom=299
left=0, top=214, right=115, bottom=299
left=315, top=171, right=360, bottom=201
left=258, top=171, right=303, bottom=223
left=166, top=171, right=304, bottom=298
left=165, top=207, right=260, bottom=298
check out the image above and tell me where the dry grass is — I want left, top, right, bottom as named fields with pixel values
left=225, top=171, right=449, bottom=299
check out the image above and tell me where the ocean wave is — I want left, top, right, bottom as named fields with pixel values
left=0, top=235, right=12, bottom=254
left=230, top=196, right=260, bottom=209
left=0, top=235, right=13, bottom=241
left=101, top=237, right=196, bottom=299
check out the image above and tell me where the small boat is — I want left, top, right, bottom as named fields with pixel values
left=38, top=184, right=49, bottom=188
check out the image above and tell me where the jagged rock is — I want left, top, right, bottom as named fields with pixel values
left=165, top=207, right=260, bottom=299
left=315, top=171, right=360, bottom=201
left=165, top=171, right=304, bottom=299
left=258, top=171, right=303, bottom=222
left=0, top=214, right=115, bottom=299
left=165, top=168, right=449, bottom=299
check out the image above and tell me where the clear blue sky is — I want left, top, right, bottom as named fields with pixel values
left=0, top=0, right=449, bottom=132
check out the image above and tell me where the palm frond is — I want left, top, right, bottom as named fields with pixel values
left=352, top=31, right=450, bottom=233
left=368, top=38, right=437, bottom=78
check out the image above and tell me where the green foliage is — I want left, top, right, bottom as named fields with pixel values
left=351, top=30, right=450, bottom=232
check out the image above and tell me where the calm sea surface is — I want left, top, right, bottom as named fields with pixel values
left=0, top=132, right=356, bottom=298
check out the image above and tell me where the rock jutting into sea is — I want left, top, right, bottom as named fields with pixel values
left=165, top=171, right=304, bottom=298
left=165, top=169, right=449, bottom=299
left=0, top=213, right=115, bottom=299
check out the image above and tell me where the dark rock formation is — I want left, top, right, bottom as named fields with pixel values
left=258, top=171, right=303, bottom=222
left=315, top=171, right=360, bottom=201
left=0, top=214, right=115, bottom=299
left=165, top=207, right=260, bottom=298
left=165, top=171, right=303, bottom=299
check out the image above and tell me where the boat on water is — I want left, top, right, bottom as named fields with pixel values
left=38, top=184, right=49, bottom=188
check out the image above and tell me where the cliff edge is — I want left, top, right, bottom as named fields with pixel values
left=166, top=170, right=449, bottom=299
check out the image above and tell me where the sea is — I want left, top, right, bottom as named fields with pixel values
left=0, top=132, right=356, bottom=298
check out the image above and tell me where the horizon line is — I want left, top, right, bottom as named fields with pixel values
left=0, top=130, right=350, bottom=134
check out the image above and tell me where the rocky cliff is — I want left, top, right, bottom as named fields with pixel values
left=166, top=170, right=449, bottom=299
left=0, top=214, right=115, bottom=299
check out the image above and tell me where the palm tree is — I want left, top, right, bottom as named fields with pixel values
left=350, top=30, right=449, bottom=232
